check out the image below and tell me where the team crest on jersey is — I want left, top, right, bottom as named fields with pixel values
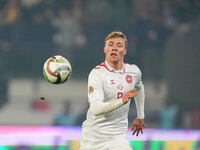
left=89, top=86, right=94, bottom=94
left=126, top=75, right=132, bottom=84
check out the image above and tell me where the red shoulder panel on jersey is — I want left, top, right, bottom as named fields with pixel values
left=94, top=63, right=105, bottom=69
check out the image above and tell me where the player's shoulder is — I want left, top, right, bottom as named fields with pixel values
left=124, top=62, right=141, bottom=74
left=89, top=63, right=105, bottom=75
left=93, top=62, right=105, bottom=70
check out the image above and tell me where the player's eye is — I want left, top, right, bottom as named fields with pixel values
left=117, top=44, right=123, bottom=48
left=108, top=43, right=113, bottom=46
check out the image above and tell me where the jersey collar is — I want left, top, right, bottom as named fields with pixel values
left=104, top=61, right=125, bottom=73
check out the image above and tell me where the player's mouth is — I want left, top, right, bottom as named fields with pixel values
left=111, top=53, right=117, bottom=57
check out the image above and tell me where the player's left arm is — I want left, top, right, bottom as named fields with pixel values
left=131, top=68, right=146, bottom=136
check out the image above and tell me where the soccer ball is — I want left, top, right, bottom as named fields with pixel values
left=43, top=55, right=72, bottom=84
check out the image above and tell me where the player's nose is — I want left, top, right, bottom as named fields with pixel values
left=112, top=46, right=118, bottom=51
left=112, top=48, right=117, bottom=51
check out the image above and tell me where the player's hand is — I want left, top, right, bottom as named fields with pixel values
left=131, top=118, right=145, bottom=136
left=122, top=88, right=137, bottom=104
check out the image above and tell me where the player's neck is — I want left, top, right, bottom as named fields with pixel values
left=106, top=60, right=123, bottom=70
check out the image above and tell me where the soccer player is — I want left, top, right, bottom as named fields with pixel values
left=79, top=31, right=145, bottom=150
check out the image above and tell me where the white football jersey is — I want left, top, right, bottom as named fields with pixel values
left=81, top=61, right=145, bottom=140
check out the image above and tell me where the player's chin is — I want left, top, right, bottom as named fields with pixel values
left=110, top=58, right=119, bottom=63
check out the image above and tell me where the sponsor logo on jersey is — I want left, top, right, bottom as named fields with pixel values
left=89, top=86, right=94, bottom=94
left=126, top=75, right=132, bottom=84
left=110, top=80, right=115, bottom=84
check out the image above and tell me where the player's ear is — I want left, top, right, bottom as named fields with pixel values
left=123, top=49, right=127, bottom=56
left=104, top=46, right=106, bottom=54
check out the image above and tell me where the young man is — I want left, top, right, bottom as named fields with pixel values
left=79, top=31, right=145, bottom=150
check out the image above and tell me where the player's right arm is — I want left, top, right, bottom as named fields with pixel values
left=122, top=88, right=137, bottom=104
left=88, top=69, right=136, bottom=116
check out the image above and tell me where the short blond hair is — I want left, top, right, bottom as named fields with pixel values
left=105, top=31, right=128, bottom=49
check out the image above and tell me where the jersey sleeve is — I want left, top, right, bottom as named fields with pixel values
left=134, top=67, right=145, bottom=119
left=88, top=69, right=104, bottom=103
left=88, top=69, right=124, bottom=116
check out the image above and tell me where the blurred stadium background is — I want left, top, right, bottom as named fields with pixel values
left=0, top=0, right=200, bottom=149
